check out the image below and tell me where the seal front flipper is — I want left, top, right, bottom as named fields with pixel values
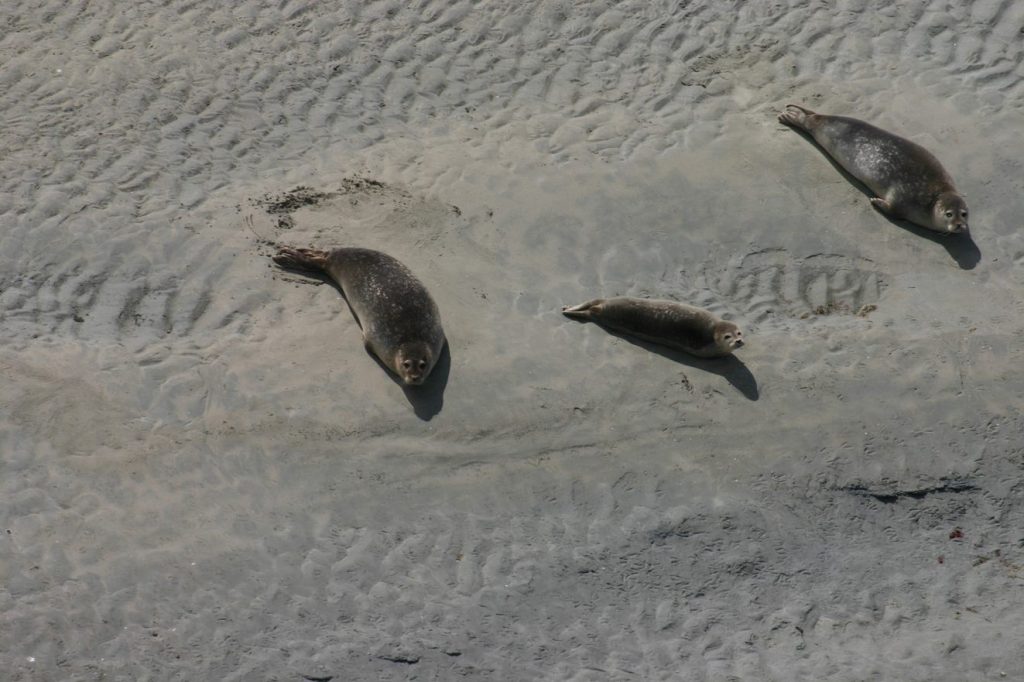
left=869, top=197, right=897, bottom=217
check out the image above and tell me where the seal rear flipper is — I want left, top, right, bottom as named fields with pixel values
left=778, top=104, right=819, bottom=131
left=562, top=299, right=604, bottom=320
left=272, top=246, right=330, bottom=272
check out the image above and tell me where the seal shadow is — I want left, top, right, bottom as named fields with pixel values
left=784, top=126, right=981, bottom=270
left=574, top=321, right=759, bottom=401
left=272, top=264, right=450, bottom=420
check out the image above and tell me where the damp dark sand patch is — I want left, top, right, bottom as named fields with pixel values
left=247, top=177, right=462, bottom=253
left=249, top=178, right=398, bottom=231
left=251, top=185, right=331, bottom=230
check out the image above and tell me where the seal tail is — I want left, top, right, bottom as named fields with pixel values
left=778, top=103, right=820, bottom=131
left=562, top=299, right=604, bottom=320
left=272, top=246, right=330, bottom=273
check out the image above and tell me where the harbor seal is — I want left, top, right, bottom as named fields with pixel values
left=778, top=104, right=968, bottom=234
left=272, top=246, right=446, bottom=386
left=562, top=297, right=744, bottom=358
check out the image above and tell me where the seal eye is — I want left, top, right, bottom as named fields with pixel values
left=402, top=360, right=412, bottom=369
left=724, top=334, right=732, bottom=340
left=418, top=360, right=427, bottom=370
left=960, top=210, right=968, bottom=218
left=945, top=211, right=953, bottom=218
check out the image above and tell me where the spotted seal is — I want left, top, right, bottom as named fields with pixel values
left=273, top=246, right=446, bottom=385
left=779, top=104, right=968, bottom=234
left=562, top=297, right=744, bottom=358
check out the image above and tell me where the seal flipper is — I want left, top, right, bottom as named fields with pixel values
left=562, top=299, right=604, bottom=320
left=272, top=246, right=330, bottom=273
left=777, top=104, right=820, bottom=132
left=870, top=197, right=898, bottom=217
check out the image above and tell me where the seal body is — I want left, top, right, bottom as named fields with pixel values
left=562, top=297, right=744, bottom=358
left=778, top=104, right=968, bottom=234
left=273, top=246, right=445, bottom=385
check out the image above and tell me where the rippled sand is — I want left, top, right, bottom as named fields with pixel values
left=3, top=1, right=1024, bottom=679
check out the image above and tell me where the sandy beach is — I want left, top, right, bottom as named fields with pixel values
left=3, top=1, right=1024, bottom=679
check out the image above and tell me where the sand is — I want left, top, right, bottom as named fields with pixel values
left=3, top=0, right=1024, bottom=679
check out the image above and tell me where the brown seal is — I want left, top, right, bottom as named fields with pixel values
left=272, top=246, right=446, bottom=385
left=778, top=104, right=968, bottom=234
left=562, top=297, right=744, bottom=358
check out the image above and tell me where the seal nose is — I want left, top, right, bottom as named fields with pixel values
left=954, top=223, right=967, bottom=233
left=734, top=339, right=744, bottom=348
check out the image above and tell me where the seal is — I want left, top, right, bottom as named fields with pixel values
left=562, top=297, right=744, bottom=358
left=272, top=246, right=446, bottom=386
left=778, top=104, right=968, bottom=234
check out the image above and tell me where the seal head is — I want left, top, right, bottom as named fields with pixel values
left=395, top=340, right=436, bottom=386
left=713, top=321, right=745, bottom=354
left=933, top=191, right=969, bottom=234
